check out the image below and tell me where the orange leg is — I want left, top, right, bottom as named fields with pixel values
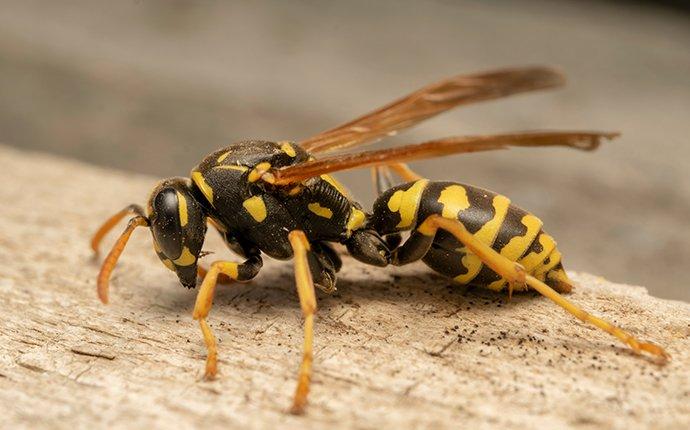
left=524, top=275, right=669, bottom=359
left=287, top=230, right=318, bottom=415
left=196, top=265, right=234, bottom=285
left=372, top=163, right=423, bottom=195
left=388, top=163, right=423, bottom=181
left=417, top=215, right=669, bottom=361
left=192, top=257, right=262, bottom=378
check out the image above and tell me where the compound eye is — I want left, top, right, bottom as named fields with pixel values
left=150, top=189, right=184, bottom=258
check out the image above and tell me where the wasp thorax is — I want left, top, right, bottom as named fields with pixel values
left=147, top=178, right=207, bottom=288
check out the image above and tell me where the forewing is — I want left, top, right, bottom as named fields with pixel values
left=273, top=131, right=618, bottom=185
left=299, top=66, right=566, bottom=153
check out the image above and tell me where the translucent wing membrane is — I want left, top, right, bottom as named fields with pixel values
left=299, top=66, right=566, bottom=154
left=272, top=131, right=619, bottom=185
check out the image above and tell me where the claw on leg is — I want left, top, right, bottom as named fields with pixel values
left=199, top=319, right=218, bottom=379
left=525, top=274, right=670, bottom=361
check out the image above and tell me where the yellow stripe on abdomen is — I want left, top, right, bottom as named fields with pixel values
left=534, top=248, right=563, bottom=280
left=438, top=185, right=470, bottom=219
left=519, top=233, right=557, bottom=273
left=486, top=213, right=543, bottom=291
left=454, top=194, right=511, bottom=284
left=387, top=180, right=429, bottom=229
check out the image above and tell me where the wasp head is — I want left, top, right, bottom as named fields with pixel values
left=147, top=177, right=208, bottom=288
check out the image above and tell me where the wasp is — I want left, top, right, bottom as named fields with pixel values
left=91, top=66, right=668, bottom=415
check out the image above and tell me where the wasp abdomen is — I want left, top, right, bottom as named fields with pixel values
left=371, top=180, right=570, bottom=293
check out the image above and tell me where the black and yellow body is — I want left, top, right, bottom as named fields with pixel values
left=144, top=141, right=570, bottom=295
left=369, top=180, right=572, bottom=293
left=145, top=140, right=386, bottom=293
left=191, top=140, right=357, bottom=249
left=93, top=138, right=667, bottom=416
left=91, top=66, right=668, bottom=416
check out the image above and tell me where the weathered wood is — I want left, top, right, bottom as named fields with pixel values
left=1, top=146, right=688, bottom=429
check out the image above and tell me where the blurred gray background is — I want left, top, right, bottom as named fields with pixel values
left=1, top=0, right=688, bottom=300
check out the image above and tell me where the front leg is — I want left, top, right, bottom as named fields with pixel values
left=192, top=255, right=263, bottom=379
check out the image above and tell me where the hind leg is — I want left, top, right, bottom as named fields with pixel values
left=372, top=163, right=422, bottom=194
left=413, top=215, right=669, bottom=360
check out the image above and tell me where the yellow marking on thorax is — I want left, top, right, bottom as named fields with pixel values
left=216, top=151, right=231, bottom=163
left=346, top=207, right=366, bottom=232
left=191, top=171, right=214, bottom=205
left=248, top=162, right=272, bottom=182
left=214, top=165, right=248, bottom=172
left=321, top=174, right=349, bottom=196
left=387, top=179, right=429, bottom=228
left=176, top=191, right=189, bottom=227
left=242, top=196, right=267, bottom=222
left=308, top=202, right=333, bottom=219
left=173, top=246, right=196, bottom=266
left=438, top=185, right=470, bottom=219
left=280, top=141, right=297, bottom=157
left=454, top=194, right=510, bottom=284
left=288, top=185, right=303, bottom=196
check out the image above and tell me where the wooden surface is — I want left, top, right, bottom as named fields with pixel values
left=1, top=145, right=689, bottom=429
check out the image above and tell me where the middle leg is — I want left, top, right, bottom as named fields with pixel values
left=287, top=230, right=318, bottom=415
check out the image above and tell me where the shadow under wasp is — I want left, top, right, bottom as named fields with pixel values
left=91, top=66, right=669, bottom=415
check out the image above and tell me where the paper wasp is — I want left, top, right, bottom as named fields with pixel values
left=91, top=66, right=668, bottom=415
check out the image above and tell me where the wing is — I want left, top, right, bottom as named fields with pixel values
left=271, top=131, right=618, bottom=185
left=299, top=66, right=566, bottom=154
